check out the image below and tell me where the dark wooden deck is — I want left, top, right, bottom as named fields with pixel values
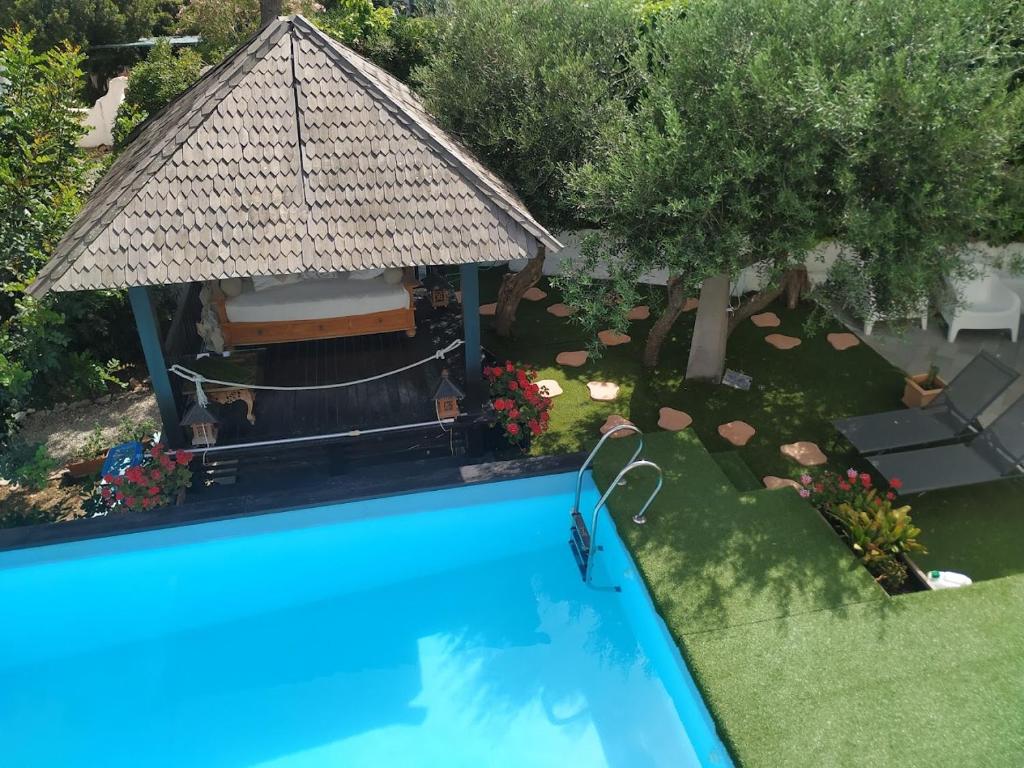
left=193, top=299, right=467, bottom=447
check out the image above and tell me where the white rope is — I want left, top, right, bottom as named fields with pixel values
left=170, top=339, right=465, bottom=394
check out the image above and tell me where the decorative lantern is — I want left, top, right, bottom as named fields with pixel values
left=425, top=271, right=452, bottom=309
left=433, top=369, right=465, bottom=420
left=181, top=402, right=219, bottom=447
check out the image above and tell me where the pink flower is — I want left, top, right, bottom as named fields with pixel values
left=838, top=481, right=851, bottom=491
left=889, top=477, right=903, bottom=490
left=798, top=489, right=811, bottom=498
left=800, top=474, right=812, bottom=485
left=846, top=468, right=858, bottom=479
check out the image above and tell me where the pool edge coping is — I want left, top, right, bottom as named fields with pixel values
left=0, top=453, right=586, bottom=553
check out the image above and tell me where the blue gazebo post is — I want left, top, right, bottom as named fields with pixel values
left=459, top=264, right=483, bottom=411
left=128, top=286, right=183, bottom=447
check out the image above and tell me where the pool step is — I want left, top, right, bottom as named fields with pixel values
left=711, top=451, right=761, bottom=492
left=569, top=510, right=591, bottom=579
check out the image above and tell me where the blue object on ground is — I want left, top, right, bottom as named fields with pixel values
left=0, top=472, right=732, bottom=768
left=99, top=441, right=143, bottom=478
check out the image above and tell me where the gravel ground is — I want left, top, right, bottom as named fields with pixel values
left=16, top=387, right=160, bottom=464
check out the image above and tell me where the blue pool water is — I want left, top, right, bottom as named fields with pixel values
left=0, top=472, right=731, bottom=767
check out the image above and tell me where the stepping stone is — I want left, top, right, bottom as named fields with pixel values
left=827, top=332, right=860, bottom=351
left=763, top=476, right=802, bottom=491
left=555, top=350, right=588, bottom=367
left=780, top=441, right=827, bottom=466
left=718, top=420, right=756, bottom=447
left=765, top=333, right=801, bottom=350
left=479, top=303, right=497, bottom=317
left=523, top=286, right=547, bottom=301
left=683, top=298, right=699, bottom=312
left=751, top=312, right=781, bottom=328
left=600, top=415, right=636, bottom=437
left=535, top=379, right=563, bottom=398
left=598, top=329, right=631, bottom=346
left=547, top=303, right=574, bottom=318
left=658, top=407, right=692, bottom=431
left=587, top=381, right=620, bottom=401
left=626, top=305, right=650, bottom=321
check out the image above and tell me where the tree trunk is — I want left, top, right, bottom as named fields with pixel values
left=260, top=0, right=282, bottom=27
left=494, top=246, right=546, bottom=337
left=727, top=286, right=783, bottom=335
left=642, top=275, right=688, bottom=368
left=685, top=274, right=731, bottom=381
left=782, top=265, right=809, bottom=310
left=726, top=266, right=810, bottom=335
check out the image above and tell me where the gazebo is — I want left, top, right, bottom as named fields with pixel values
left=29, top=16, right=560, bottom=452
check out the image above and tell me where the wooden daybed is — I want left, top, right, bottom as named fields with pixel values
left=210, top=269, right=417, bottom=348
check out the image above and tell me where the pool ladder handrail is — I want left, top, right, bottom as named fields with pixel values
left=570, top=423, right=644, bottom=518
left=584, top=459, right=664, bottom=584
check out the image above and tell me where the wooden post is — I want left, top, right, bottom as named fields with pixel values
left=128, top=286, right=183, bottom=447
left=460, top=264, right=483, bottom=411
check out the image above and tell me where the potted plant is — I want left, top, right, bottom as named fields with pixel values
left=66, top=427, right=111, bottom=479
left=902, top=364, right=946, bottom=408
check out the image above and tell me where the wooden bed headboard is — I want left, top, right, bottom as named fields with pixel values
left=210, top=273, right=418, bottom=348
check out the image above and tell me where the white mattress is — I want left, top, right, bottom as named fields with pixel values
left=225, top=276, right=409, bottom=323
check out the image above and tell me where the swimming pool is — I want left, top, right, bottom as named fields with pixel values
left=0, top=471, right=731, bottom=767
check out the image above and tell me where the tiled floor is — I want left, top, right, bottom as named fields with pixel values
left=844, top=312, right=1024, bottom=425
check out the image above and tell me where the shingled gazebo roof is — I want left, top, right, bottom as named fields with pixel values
left=29, top=15, right=560, bottom=297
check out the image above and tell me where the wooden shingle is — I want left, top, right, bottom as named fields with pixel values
left=29, top=16, right=559, bottom=297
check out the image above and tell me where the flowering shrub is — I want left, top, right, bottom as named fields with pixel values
left=800, top=469, right=924, bottom=588
left=98, top=443, right=194, bottom=513
left=484, top=361, right=553, bottom=447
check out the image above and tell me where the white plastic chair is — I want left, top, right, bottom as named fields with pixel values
left=941, top=269, right=1021, bottom=343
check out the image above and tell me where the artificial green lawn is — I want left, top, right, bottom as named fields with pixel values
left=477, top=269, right=1024, bottom=581
left=593, top=431, right=1024, bottom=768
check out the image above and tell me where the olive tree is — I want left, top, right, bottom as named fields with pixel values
left=564, top=0, right=1024, bottom=376
left=416, top=0, right=645, bottom=336
left=563, top=0, right=824, bottom=372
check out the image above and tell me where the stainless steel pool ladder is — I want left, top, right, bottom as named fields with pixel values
left=569, top=425, right=664, bottom=583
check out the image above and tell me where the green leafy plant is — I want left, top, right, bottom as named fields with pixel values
left=922, top=364, right=941, bottom=391
left=75, top=425, right=109, bottom=461
left=801, top=469, right=924, bottom=588
left=0, top=441, right=58, bottom=492
left=115, top=416, right=157, bottom=445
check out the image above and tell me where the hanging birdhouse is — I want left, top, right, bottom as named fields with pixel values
left=425, top=271, right=452, bottom=309
left=181, top=402, right=219, bottom=447
left=433, top=369, right=465, bottom=420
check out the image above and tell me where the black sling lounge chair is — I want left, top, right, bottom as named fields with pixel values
left=833, top=351, right=1018, bottom=455
left=868, top=393, right=1024, bottom=494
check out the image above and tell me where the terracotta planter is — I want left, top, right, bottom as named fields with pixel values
left=65, top=455, right=106, bottom=479
left=902, top=373, right=946, bottom=408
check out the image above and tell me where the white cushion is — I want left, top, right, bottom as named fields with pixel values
left=349, top=268, right=385, bottom=281
left=225, top=275, right=409, bottom=323
left=252, top=274, right=303, bottom=292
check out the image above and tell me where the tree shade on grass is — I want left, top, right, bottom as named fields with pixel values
left=591, top=431, right=1024, bottom=768
left=478, top=269, right=1024, bottom=581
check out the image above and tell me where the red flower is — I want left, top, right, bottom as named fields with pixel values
left=838, top=480, right=851, bottom=491
left=509, top=408, right=520, bottom=420
left=814, top=483, right=824, bottom=493
left=505, top=361, right=514, bottom=372
left=102, top=474, right=114, bottom=484
left=507, top=380, right=518, bottom=391
left=126, top=497, right=137, bottom=507
left=101, top=487, right=111, bottom=498
left=886, top=492, right=896, bottom=501
left=115, top=491, right=125, bottom=501
left=148, top=486, right=160, bottom=496
left=889, top=477, right=903, bottom=490
left=151, top=443, right=163, bottom=455
left=493, top=398, right=506, bottom=411
left=507, top=423, right=520, bottom=436
left=143, top=498, right=154, bottom=509
left=859, top=473, right=872, bottom=488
